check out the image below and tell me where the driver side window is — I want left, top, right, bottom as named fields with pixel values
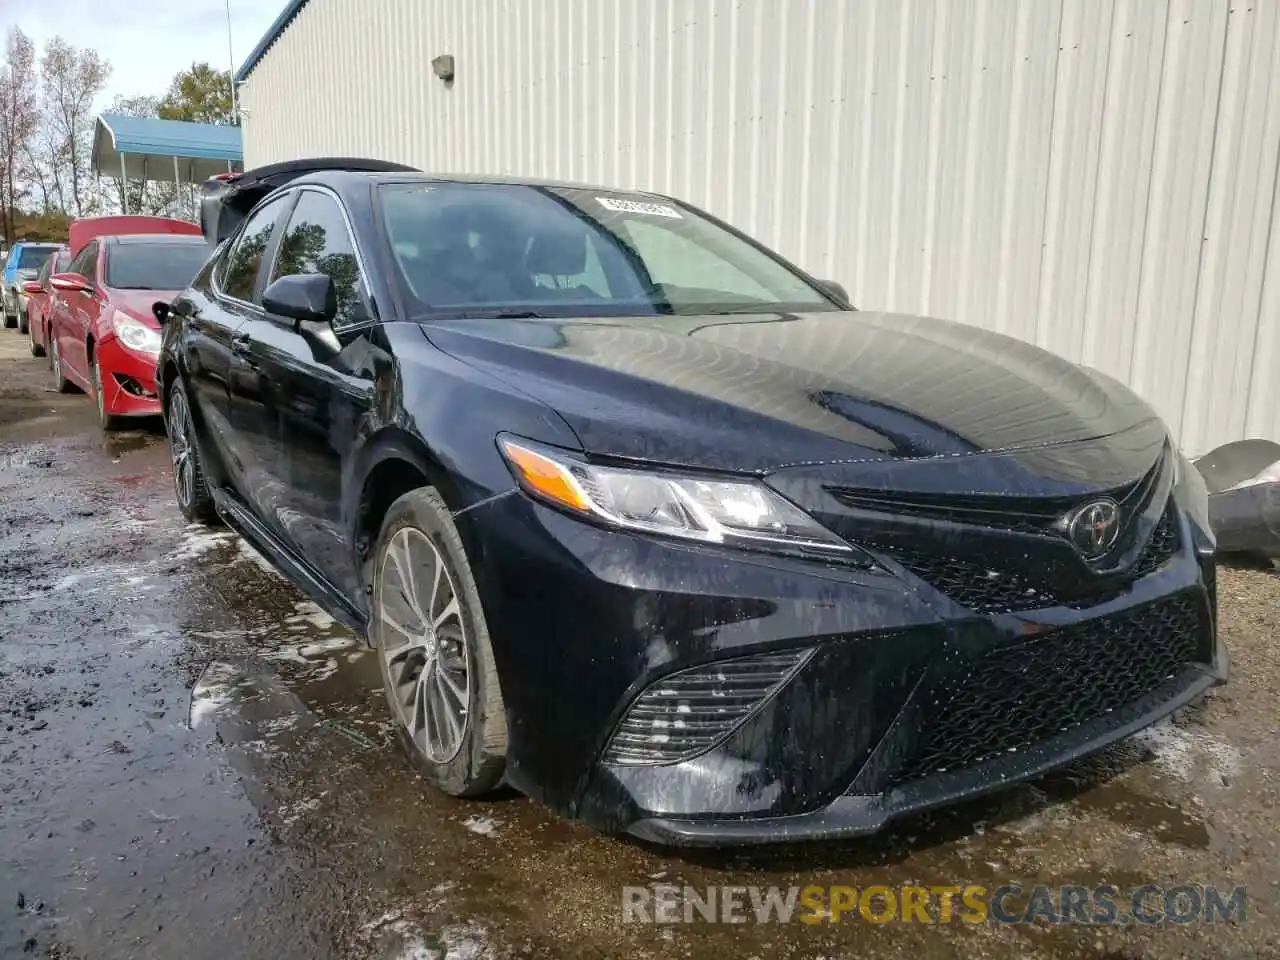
left=68, top=242, right=97, bottom=286
left=269, top=190, right=370, bottom=327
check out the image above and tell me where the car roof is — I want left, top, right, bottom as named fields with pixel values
left=291, top=169, right=668, bottom=198
left=106, top=234, right=207, bottom=245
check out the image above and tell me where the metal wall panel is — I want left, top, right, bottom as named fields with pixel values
left=239, top=0, right=1280, bottom=455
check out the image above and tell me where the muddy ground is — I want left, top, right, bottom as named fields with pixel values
left=0, top=333, right=1278, bottom=959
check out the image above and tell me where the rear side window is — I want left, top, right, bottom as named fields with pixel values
left=218, top=197, right=286, bottom=302
left=35, top=254, right=65, bottom=284
left=269, top=190, right=369, bottom=326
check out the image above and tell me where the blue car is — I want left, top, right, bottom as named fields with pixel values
left=3, top=242, right=61, bottom=330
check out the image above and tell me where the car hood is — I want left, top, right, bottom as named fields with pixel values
left=422, top=310, right=1164, bottom=478
left=107, top=289, right=184, bottom=325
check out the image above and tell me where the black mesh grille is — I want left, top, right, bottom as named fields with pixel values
left=1131, top=505, right=1180, bottom=580
left=886, top=592, right=1206, bottom=787
left=603, top=649, right=810, bottom=765
left=866, top=502, right=1181, bottom=615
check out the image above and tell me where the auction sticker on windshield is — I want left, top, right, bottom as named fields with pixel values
left=597, top=197, right=683, bottom=218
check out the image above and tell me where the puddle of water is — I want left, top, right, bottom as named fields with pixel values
left=1071, top=781, right=1211, bottom=848
left=190, top=660, right=252, bottom=729
left=103, top=432, right=158, bottom=457
left=235, top=538, right=284, bottom=578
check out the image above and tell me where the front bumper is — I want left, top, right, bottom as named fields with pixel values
left=97, top=337, right=161, bottom=417
left=465, top=480, right=1223, bottom=846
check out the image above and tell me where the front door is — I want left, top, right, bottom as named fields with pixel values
left=231, top=188, right=378, bottom=599
left=198, top=194, right=293, bottom=504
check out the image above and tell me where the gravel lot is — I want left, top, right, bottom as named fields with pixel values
left=1, top=334, right=1277, bottom=959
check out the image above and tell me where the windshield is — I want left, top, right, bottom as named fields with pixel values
left=378, top=183, right=837, bottom=318
left=105, top=241, right=209, bottom=290
left=17, top=246, right=57, bottom=270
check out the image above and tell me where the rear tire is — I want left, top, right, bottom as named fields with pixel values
left=17, top=306, right=27, bottom=335
left=93, top=355, right=127, bottom=432
left=165, top=381, right=218, bottom=524
left=27, top=317, right=44, bottom=357
left=371, top=487, right=508, bottom=797
left=2, top=291, right=15, bottom=329
left=50, top=339, right=76, bottom=393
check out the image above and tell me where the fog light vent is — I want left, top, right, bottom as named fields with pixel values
left=603, top=648, right=812, bottom=766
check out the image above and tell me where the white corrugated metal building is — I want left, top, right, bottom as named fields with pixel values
left=235, top=0, right=1280, bottom=456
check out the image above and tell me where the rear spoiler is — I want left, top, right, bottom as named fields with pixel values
left=199, top=157, right=421, bottom=246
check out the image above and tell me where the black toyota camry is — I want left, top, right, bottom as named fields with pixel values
left=158, top=158, right=1225, bottom=845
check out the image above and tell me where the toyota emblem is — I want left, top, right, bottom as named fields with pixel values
left=1064, top=498, right=1121, bottom=559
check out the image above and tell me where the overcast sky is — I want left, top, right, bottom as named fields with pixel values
left=5, top=0, right=283, bottom=109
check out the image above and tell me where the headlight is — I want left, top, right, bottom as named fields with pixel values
left=497, top=435, right=857, bottom=557
left=110, top=310, right=161, bottom=356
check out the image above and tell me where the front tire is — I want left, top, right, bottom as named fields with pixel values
left=165, top=381, right=218, bottom=523
left=92, top=355, right=127, bottom=432
left=371, top=487, right=507, bottom=797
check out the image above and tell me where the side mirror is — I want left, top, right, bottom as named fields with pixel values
left=22, top=280, right=42, bottom=295
left=262, top=273, right=337, bottom=326
left=815, top=279, right=851, bottom=306
left=50, top=272, right=90, bottom=293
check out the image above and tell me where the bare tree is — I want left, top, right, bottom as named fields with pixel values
left=28, top=121, right=69, bottom=213
left=20, top=139, right=50, bottom=213
left=0, top=27, right=38, bottom=242
left=40, top=37, right=108, bottom=217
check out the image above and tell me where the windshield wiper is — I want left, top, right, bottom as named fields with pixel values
left=441, top=309, right=549, bottom=320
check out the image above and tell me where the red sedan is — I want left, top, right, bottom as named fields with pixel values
left=48, top=234, right=211, bottom=430
left=22, top=246, right=71, bottom=358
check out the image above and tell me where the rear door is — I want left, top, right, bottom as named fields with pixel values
left=56, top=241, right=99, bottom=385
left=188, top=194, right=293, bottom=500
left=231, top=186, right=379, bottom=598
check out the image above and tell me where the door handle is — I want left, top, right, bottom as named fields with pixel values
left=231, top=331, right=261, bottom=370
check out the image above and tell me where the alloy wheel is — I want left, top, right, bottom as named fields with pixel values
left=377, top=527, right=471, bottom=764
left=167, top=388, right=195, bottom=509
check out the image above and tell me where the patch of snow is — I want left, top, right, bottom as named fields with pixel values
left=1134, top=720, right=1243, bottom=784
left=279, top=795, right=324, bottom=825
left=169, top=528, right=235, bottom=563
left=360, top=914, right=494, bottom=960
left=286, top=599, right=339, bottom=631
left=298, top=635, right=357, bottom=658
left=462, top=814, right=501, bottom=837
left=437, top=924, right=495, bottom=960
